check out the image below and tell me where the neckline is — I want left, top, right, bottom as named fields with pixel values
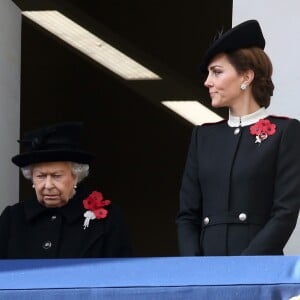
left=227, top=107, right=268, bottom=127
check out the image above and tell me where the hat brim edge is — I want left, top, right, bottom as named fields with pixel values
left=12, top=150, right=95, bottom=167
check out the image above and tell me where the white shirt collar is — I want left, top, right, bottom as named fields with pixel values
left=227, top=107, right=269, bottom=127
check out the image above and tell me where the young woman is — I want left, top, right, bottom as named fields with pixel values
left=177, top=20, right=300, bottom=256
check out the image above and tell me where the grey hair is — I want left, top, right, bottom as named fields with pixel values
left=71, top=162, right=89, bottom=183
left=21, top=162, right=90, bottom=183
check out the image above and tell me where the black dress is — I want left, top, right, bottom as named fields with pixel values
left=177, top=109, right=300, bottom=256
left=0, top=185, right=132, bottom=258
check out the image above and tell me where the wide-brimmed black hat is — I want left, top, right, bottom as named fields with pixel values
left=200, top=19, right=265, bottom=73
left=12, top=122, right=95, bottom=167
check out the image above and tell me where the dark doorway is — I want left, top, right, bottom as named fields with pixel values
left=18, top=1, right=232, bottom=256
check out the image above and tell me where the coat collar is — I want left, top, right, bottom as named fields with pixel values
left=228, top=107, right=268, bottom=127
left=24, top=185, right=90, bottom=224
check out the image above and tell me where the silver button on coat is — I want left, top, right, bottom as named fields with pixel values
left=239, top=213, right=247, bottom=222
left=43, top=241, right=52, bottom=249
left=203, top=217, right=210, bottom=225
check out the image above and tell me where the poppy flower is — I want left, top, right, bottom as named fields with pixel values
left=250, top=119, right=276, bottom=144
left=250, top=123, right=262, bottom=135
left=94, top=208, right=108, bottom=219
left=82, top=191, right=111, bottom=229
left=83, top=197, right=95, bottom=210
left=264, top=123, right=276, bottom=135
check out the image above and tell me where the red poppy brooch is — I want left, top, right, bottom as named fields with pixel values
left=250, top=119, right=276, bottom=144
left=82, top=191, right=111, bottom=229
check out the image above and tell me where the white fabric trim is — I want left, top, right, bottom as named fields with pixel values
left=227, top=107, right=269, bottom=127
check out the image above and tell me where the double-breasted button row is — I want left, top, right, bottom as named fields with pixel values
left=203, top=212, right=248, bottom=226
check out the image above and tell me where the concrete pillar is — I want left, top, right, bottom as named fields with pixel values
left=0, top=0, right=21, bottom=212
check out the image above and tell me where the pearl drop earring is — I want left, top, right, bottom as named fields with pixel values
left=240, top=83, right=247, bottom=91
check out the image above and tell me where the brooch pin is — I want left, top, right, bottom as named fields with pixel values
left=82, top=191, right=111, bottom=229
left=250, top=119, right=276, bottom=144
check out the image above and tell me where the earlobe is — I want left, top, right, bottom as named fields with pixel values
left=240, top=70, right=254, bottom=91
left=240, top=83, right=247, bottom=91
left=243, top=69, right=255, bottom=86
left=73, top=177, right=78, bottom=190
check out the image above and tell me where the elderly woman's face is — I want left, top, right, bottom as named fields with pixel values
left=32, top=161, right=78, bottom=208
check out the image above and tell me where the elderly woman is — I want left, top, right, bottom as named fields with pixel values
left=0, top=122, right=132, bottom=258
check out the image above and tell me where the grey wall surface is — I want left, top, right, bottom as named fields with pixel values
left=0, top=0, right=21, bottom=212
left=233, top=0, right=300, bottom=254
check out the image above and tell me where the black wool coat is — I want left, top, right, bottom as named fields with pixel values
left=177, top=116, right=300, bottom=256
left=0, top=186, right=132, bottom=258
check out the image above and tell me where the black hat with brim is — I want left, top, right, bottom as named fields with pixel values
left=11, top=122, right=95, bottom=167
left=200, top=20, right=265, bottom=73
left=12, top=150, right=95, bottom=168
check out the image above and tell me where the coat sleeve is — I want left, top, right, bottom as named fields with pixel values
left=0, top=206, right=11, bottom=258
left=242, top=119, right=300, bottom=255
left=176, top=127, right=203, bottom=256
left=102, top=203, right=133, bottom=257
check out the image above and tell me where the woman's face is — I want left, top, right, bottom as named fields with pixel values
left=204, top=53, right=245, bottom=108
left=32, top=161, right=78, bottom=208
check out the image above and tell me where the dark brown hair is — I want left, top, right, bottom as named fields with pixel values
left=226, top=47, right=274, bottom=108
